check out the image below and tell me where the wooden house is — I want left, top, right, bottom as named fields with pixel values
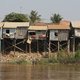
left=28, top=23, right=48, bottom=53
left=48, top=21, right=70, bottom=41
left=71, top=21, right=80, bottom=37
left=28, top=25, right=47, bottom=40
left=28, top=22, right=47, bottom=40
left=47, top=21, right=71, bottom=52
left=2, top=22, right=29, bottom=39
left=71, top=21, right=80, bottom=52
left=1, top=22, right=29, bottom=53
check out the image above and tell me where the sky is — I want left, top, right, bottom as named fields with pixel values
left=0, top=0, right=80, bottom=22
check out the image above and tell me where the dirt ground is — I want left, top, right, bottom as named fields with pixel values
left=0, top=51, right=43, bottom=63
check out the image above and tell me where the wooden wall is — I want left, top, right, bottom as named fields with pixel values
left=50, top=30, right=69, bottom=41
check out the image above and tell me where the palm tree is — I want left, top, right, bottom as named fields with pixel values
left=50, top=13, right=63, bottom=23
left=29, top=10, right=41, bottom=24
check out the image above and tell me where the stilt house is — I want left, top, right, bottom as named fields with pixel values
left=47, top=21, right=71, bottom=52
left=2, top=22, right=29, bottom=39
left=1, top=22, right=29, bottom=53
left=28, top=22, right=48, bottom=52
left=71, top=21, right=80, bottom=51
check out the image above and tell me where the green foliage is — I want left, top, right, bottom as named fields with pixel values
left=29, top=10, right=41, bottom=24
left=75, top=50, right=80, bottom=62
left=50, top=13, right=63, bottom=23
left=57, top=50, right=76, bottom=63
left=38, top=50, right=80, bottom=64
left=37, top=58, right=58, bottom=64
left=3, top=12, right=29, bottom=22
left=11, top=59, right=32, bottom=64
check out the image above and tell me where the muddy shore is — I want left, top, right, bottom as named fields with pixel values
left=0, top=51, right=43, bottom=64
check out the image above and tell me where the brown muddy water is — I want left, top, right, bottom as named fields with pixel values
left=0, top=64, right=80, bottom=80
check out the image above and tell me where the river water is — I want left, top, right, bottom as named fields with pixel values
left=0, top=64, right=80, bottom=80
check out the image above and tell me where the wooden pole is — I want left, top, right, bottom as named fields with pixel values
left=26, top=43, right=27, bottom=53
left=58, top=31, right=60, bottom=52
left=67, top=40, right=70, bottom=53
left=49, top=40, right=51, bottom=53
left=44, top=40, right=45, bottom=53
left=37, top=39, right=39, bottom=53
left=2, top=24, right=4, bottom=54
left=58, top=41, right=60, bottom=52
left=14, top=35, right=16, bottom=55
left=1, top=24, right=4, bottom=54
left=29, top=44, right=31, bottom=53
left=2, top=39, right=4, bottom=54
left=14, top=39, right=15, bottom=55
left=48, top=31, right=51, bottom=58
left=73, top=36, right=75, bottom=54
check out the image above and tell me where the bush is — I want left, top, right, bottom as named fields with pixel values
left=57, top=50, right=76, bottom=63
left=75, top=50, right=80, bottom=62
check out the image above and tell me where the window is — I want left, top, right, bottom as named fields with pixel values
left=6, top=29, right=10, bottom=34
left=29, top=32, right=36, bottom=35
left=54, top=32, right=58, bottom=36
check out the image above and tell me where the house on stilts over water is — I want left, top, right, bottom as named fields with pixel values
left=47, top=21, right=71, bottom=52
left=0, top=22, right=29, bottom=53
left=71, top=21, right=80, bottom=52
left=28, top=22, right=48, bottom=53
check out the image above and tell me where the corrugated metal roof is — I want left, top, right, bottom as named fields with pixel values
left=0, top=22, right=29, bottom=28
left=28, top=26, right=47, bottom=30
left=71, top=21, right=80, bottom=28
left=48, top=21, right=70, bottom=30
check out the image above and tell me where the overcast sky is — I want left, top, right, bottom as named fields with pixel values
left=0, top=0, right=80, bottom=22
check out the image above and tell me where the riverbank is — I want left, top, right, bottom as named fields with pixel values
left=0, top=51, right=42, bottom=64
left=0, top=50, right=80, bottom=64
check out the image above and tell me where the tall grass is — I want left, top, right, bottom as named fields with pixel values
left=37, top=50, right=80, bottom=64
left=9, top=50, right=80, bottom=64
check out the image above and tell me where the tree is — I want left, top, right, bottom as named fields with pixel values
left=3, top=12, right=29, bottom=22
left=29, top=10, right=41, bottom=24
left=50, top=13, right=63, bottom=23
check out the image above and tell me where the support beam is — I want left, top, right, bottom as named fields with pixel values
left=14, top=38, right=16, bottom=55
left=67, top=40, right=70, bottom=53
left=58, top=41, right=60, bottom=52
left=73, top=36, right=75, bottom=54
left=4, top=39, right=26, bottom=53
left=29, top=44, right=31, bottom=53
left=37, top=39, right=39, bottom=53
left=44, top=40, right=45, bottom=53
left=49, top=39, right=51, bottom=53
left=26, top=43, right=27, bottom=53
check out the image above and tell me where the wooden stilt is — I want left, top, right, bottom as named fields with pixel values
left=14, top=38, right=16, bottom=55
left=29, top=44, right=31, bottom=53
left=26, top=43, right=27, bottom=53
left=44, top=40, right=45, bottom=53
left=2, top=39, right=4, bottom=54
left=37, top=39, right=39, bottom=53
left=73, top=36, right=75, bottom=54
left=58, top=41, right=60, bottom=52
left=68, top=40, right=70, bottom=53
left=49, top=39, right=51, bottom=54
left=2, top=24, right=4, bottom=54
left=14, top=33, right=16, bottom=55
left=48, top=40, right=51, bottom=58
left=4, top=39, right=25, bottom=53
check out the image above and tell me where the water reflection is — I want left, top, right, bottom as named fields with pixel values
left=0, top=64, right=80, bottom=80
